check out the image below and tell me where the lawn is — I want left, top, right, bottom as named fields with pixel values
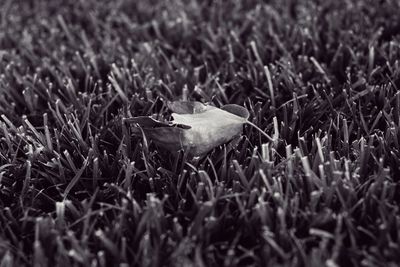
left=1, top=0, right=400, bottom=266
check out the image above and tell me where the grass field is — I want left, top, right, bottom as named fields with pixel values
left=1, top=0, right=400, bottom=266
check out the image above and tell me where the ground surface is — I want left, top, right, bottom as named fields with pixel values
left=1, top=0, right=400, bottom=266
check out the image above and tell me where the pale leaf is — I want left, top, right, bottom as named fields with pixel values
left=126, top=101, right=250, bottom=156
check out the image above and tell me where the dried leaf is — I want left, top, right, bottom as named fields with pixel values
left=125, top=101, right=250, bottom=156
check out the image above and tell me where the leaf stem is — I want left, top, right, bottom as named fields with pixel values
left=246, top=121, right=274, bottom=142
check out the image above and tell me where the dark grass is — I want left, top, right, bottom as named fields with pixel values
left=1, top=0, right=400, bottom=266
